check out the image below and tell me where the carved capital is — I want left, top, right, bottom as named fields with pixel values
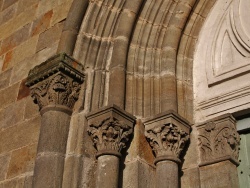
left=144, top=111, right=190, bottom=163
left=26, top=53, right=85, bottom=111
left=86, top=105, right=136, bottom=157
left=197, top=114, right=240, bottom=166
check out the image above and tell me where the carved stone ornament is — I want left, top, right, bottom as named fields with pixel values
left=86, top=105, right=136, bottom=157
left=197, top=114, right=240, bottom=166
left=26, top=53, right=85, bottom=111
left=145, top=123, right=189, bottom=158
left=144, top=111, right=190, bottom=162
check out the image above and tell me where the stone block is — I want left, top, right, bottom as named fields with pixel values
left=0, top=23, right=31, bottom=55
left=36, top=22, right=63, bottom=52
left=31, top=10, right=53, bottom=36
left=2, top=51, right=12, bottom=71
left=0, top=116, right=40, bottom=154
left=0, top=98, right=25, bottom=131
left=10, top=43, right=57, bottom=85
left=24, top=96, right=39, bottom=120
left=0, top=176, right=25, bottom=188
left=0, top=82, right=19, bottom=109
left=2, top=0, right=18, bottom=10
left=0, top=68, right=11, bottom=90
left=0, top=4, right=37, bottom=41
left=36, top=0, right=58, bottom=17
left=0, top=3, right=17, bottom=26
left=7, top=143, right=37, bottom=178
left=7, top=35, right=38, bottom=69
left=51, top=1, right=72, bottom=26
left=17, top=78, right=30, bottom=101
left=123, top=159, right=155, bottom=188
left=16, top=0, right=39, bottom=15
left=199, top=160, right=239, bottom=188
left=0, top=153, right=11, bottom=181
left=181, top=167, right=200, bottom=188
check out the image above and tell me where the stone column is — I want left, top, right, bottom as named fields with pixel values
left=197, top=114, right=240, bottom=188
left=144, top=111, right=190, bottom=188
left=86, top=105, right=136, bottom=188
left=26, top=53, right=85, bottom=188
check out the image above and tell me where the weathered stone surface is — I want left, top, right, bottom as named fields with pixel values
left=17, top=79, right=30, bottom=101
left=31, top=10, right=53, bottom=36
left=32, top=154, right=65, bottom=188
left=144, top=111, right=190, bottom=161
left=156, top=160, right=179, bottom=188
left=181, top=167, right=200, bottom=188
left=96, top=155, right=119, bottom=188
left=2, top=0, right=18, bottom=11
left=0, top=98, right=25, bottom=130
left=197, top=114, right=240, bottom=166
left=199, top=160, right=239, bottom=188
left=87, top=105, right=136, bottom=156
left=0, top=116, right=40, bottom=154
left=7, top=143, right=37, bottom=178
left=0, top=82, right=19, bottom=109
left=24, top=96, right=39, bottom=120
left=36, top=22, right=63, bottom=52
left=0, top=68, right=11, bottom=90
left=0, top=3, right=17, bottom=26
left=0, top=153, right=11, bottom=181
left=123, top=159, right=155, bottom=188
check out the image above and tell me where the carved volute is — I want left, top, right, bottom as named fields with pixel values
left=197, top=114, right=240, bottom=166
left=144, top=111, right=190, bottom=163
left=26, top=53, right=85, bottom=112
left=86, top=105, right=136, bottom=157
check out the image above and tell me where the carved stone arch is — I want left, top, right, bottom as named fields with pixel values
left=126, top=0, right=197, bottom=118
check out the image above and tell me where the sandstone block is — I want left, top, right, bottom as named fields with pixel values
left=36, top=22, right=63, bottom=52
left=7, top=143, right=37, bottom=178
left=0, top=153, right=11, bottom=181
left=31, top=10, right=53, bottom=36
left=0, top=3, right=17, bottom=26
left=0, top=68, right=11, bottom=90
left=0, top=23, right=31, bottom=55
left=0, top=99, right=25, bottom=131
left=2, top=0, right=18, bottom=11
left=16, top=0, right=39, bottom=15
left=0, top=116, right=40, bottom=154
left=0, top=82, right=19, bottom=109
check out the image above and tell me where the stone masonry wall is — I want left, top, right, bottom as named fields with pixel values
left=0, top=0, right=73, bottom=186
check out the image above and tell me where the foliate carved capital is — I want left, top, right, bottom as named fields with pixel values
left=86, top=105, right=136, bottom=157
left=197, top=114, right=240, bottom=166
left=144, top=111, right=190, bottom=163
left=26, top=53, right=85, bottom=111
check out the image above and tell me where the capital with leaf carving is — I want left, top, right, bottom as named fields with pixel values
left=86, top=105, right=136, bottom=158
left=144, top=111, right=190, bottom=164
left=26, top=53, right=85, bottom=114
left=197, top=114, right=240, bottom=166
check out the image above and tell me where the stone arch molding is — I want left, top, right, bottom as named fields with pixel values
left=205, top=0, right=250, bottom=86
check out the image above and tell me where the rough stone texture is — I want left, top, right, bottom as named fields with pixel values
left=96, top=155, right=119, bottom=188
left=156, top=160, right=179, bottom=188
left=0, top=153, right=11, bottom=181
left=7, top=143, right=37, bottom=178
left=199, top=160, right=239, bottom=188
left=0, top=0, right=247, bottom=187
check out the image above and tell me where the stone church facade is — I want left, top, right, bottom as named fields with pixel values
left=0, top=0, right=249, bottom=187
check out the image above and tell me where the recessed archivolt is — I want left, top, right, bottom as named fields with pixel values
left=126, top=0, right=196, bottom=118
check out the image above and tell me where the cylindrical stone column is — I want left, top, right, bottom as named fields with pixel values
left=26, top=53, right=85, bottom=188
left=86, top=105, right=136, bottom=188
left=155, top=160, right=179, bottom=188
left=144, top=111, right=190, bottom=188
left=96, top=155, right=120, bottom=188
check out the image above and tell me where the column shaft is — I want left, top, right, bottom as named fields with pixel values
left=156, top=160, right=179, bottom=188
left=33, top=108, right=71, bottom=188
left=96, top=155, right=120, bottom=188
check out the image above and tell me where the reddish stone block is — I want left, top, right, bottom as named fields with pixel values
left=17, top=78, right=30, bottom=101
left=2, top=50, right=12, bottom=71
left=31, top=10, right=53, bottom=36
left=0, top=23, right=31, bottom=55
left=7, top=143, right=37, bottom=178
